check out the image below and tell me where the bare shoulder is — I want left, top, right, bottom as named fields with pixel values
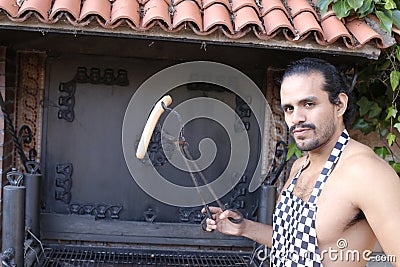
left=338, top=138, right=400, bottom=210
left=340, top=139, right=398, bottom=182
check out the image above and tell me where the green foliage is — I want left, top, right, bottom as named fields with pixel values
left=286, top=143, right=303, bottom=161
left=316, top=0, right=399, bottom=33
left=351, top=43, right=400, bottom=165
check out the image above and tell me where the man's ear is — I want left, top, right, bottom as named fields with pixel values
left=336, top=93, right=348, bottom=117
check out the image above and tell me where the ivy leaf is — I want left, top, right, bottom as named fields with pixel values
left=356, top=96, right=373, bottom=116
left=376, top=10, right=393, bottom=34
left=378, top=59, right=391, bottom=70
left=390, top=162, right=400, bottom=173
left=393, top=9, right=400, bottom=30
left=374, top=146, right=390, bottom=159
left=384, top=0, right=397, bottom=9
left=359, top=0, right=373, bottom=16
left=368, top=102, right=382, bottom=119
left=286, top=143, right=300, bottom=161
left=394, top=122, right=400, bottom=132
left=386, top=106, right=398, bottom=120
left=332, top=1, right=352, bottom=19
left=295, top=149, right=303, bottom=159
left=316, top=0, right=334, bottom=14
left=396, top=46, right=400, bottom=62
left=380, top=128, right=389, bottom=137
left=286, top=143, right=295, bottom=161
left=348, top=0, right=364, bottom=9
left=387, top=133, right=396, bottom=146
left=352, top=117, right=371, bottom=133
left=390, top=70, right=400, bottom=91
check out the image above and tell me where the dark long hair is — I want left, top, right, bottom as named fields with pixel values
left=281, top=58, right=354, bottom=127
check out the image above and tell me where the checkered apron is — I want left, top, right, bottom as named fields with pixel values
left=271, top=130, right=350, bottom=267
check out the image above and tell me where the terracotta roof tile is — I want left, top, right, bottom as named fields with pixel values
left=234, top=5, right=262, bottom=32
left=231, top=0, right=259, bottom=14
left=202, top=0, right=231, bottom=11
left=174, top=0, right=201, bottom=9
left=346, top=19, right=385, bottom=48
left=260, top=0, right=288, bottom=17
left=18, top=0, right=52, bottom=22
left=320, top=15, right=353, bottom=45
left=286, top=0, right=318, bottom=19
left=320, top=7, right=336, bottom=21
left=0, top=0, right=18, bottom=17
left=203, top=3, right=233, bottom=34
left=0, top=0, right=397, bottom=51
left=79, top=0, right=110, bottom=24
left=260, top=8, right=293, bottom=37
left=291, top=11, right=323, bottom=41
left=173, top=0, right=202, bottom=31
left=50, top=0, right=81, bottom=21
left=142, top=0, right=171, bottom=30
left=235, top=6, right=263, bottom=32
left=110, top=0, right=140, bottom=28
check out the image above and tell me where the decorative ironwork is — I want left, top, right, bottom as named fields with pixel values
left=0, top=95, right=29, bottom=172
left=57, top=67, right=129, bottom=122
left=226, top=173, right=248, bottom=211
left=147, top=127, right=168, bottom=167
left=178, top=208, right=203, bottom=223
left=17, top=124, right=37, bottom=162
left=144, top=208, right=157, bottom=223
left=69, top=203, right=123, bottom=220
left=55, top=163, right=73, bottom=204
left=266, top=69, right=290, bottom=191
left=234, top=96, right=251, bottom=132
left=13, top=52, right=45, bottom=171
left=57, top=81, right=75, bottom=122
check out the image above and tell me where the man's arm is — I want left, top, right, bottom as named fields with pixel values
left=351, top=153, right=400, bottom=264
left=203, top=157, right=305, bottom=247
left=204, top=207, right=274, bottom=247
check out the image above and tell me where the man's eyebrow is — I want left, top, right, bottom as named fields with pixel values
left=300, top=96, right=318, bottom=103
left=280, top=96, right=319, bottom=109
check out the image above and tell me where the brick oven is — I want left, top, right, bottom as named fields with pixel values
left=0, top=0, right=394, bottom=266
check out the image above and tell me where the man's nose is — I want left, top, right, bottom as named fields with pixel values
left=291, top=108, right=306, bottom=125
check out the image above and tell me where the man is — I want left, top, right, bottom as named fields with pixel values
left=204, top=58, right=400, bottom=266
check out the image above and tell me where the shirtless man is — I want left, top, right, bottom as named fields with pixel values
left=204, top=58, right=400, bottom=266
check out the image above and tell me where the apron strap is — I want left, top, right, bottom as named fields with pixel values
left=308, top=129, right=350, bottom=204
left=287, top=154, right=310, bottom=192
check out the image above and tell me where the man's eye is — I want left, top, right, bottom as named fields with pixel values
left=305, top=102, right=314, bottom=107
left=284, top=106, right=293, bottom=112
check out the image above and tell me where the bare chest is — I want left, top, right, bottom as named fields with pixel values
left=291, top=171, right=367, bottom=246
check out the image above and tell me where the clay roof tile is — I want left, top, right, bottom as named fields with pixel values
left=173, top=0, right=202, bottom=31
left=79, top=0, right=111, bottom=23
left=0, top=0, right=396, bottom=53
left=110, top=0, right=140, bottom=27
left=203, top=3, right=234, bottom=34
left=0, top=0, right=19, bottom=17
left=18, top=0, right=52, bottom=21
left=50, top=0, right=81, bottom=21
left=234, top=5, right=263, bottom=32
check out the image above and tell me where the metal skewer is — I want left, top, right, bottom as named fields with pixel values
left=136, top=95, right=243, bottom=231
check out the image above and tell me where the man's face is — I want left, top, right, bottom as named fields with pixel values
left=280, top=72, right=337, bottom=151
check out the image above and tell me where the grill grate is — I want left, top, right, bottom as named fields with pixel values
left=36, top=247, right=254, bottom=267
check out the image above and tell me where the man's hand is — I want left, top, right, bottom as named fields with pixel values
left=201, top=206, right=245, bottom=236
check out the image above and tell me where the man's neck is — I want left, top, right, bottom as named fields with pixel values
left=307, top=126, right=346, bottom=166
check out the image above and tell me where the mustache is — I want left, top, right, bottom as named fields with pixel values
left=289, top=123, right=316, bottom=134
